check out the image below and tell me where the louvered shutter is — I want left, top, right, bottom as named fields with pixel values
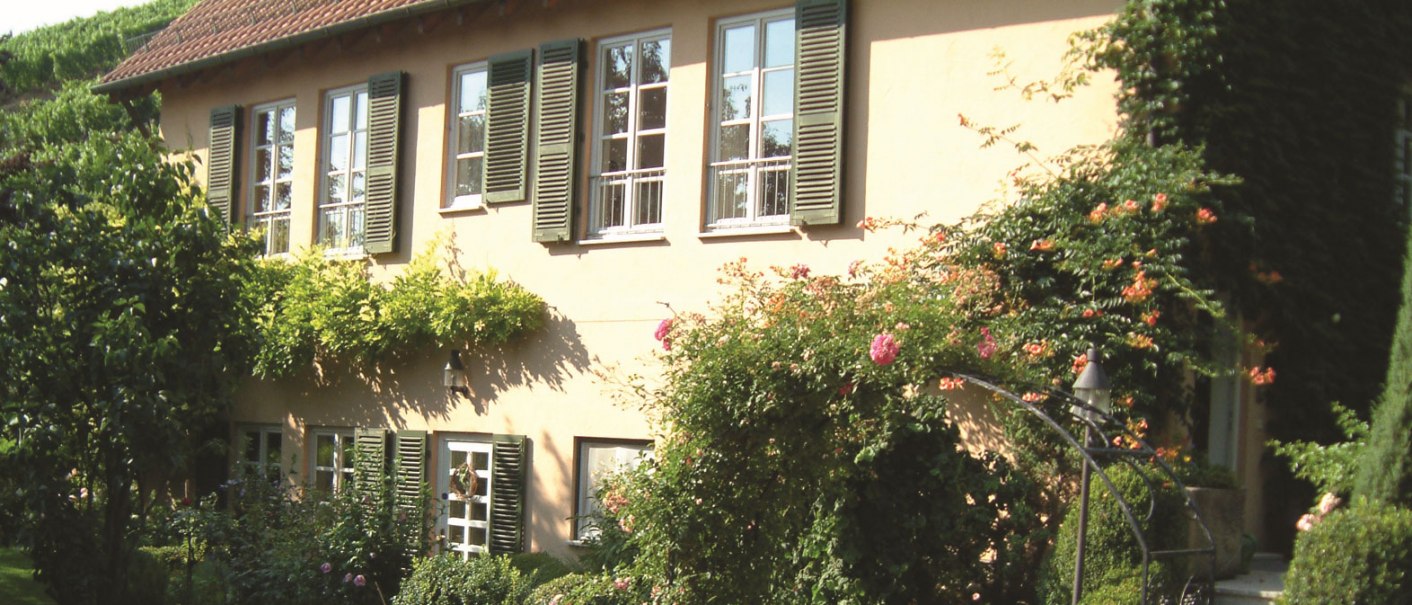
left=207, top=105, right=241, bottom=226
left=488, top=434, right=528, bottom=555
left=485, top=50, right=533, bottom=204
left=354, top=428, right=388, bottom=489
left=393, top=430, right=426, bottom=511
left=790, top=0, right=847, bottom=226
left=364, top=71, right=404, bottom=255
left=531, top=39, right=582, bottom=243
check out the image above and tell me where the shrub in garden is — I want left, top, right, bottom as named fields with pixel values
left=391, top=554, right=531, bottom=605
left=521, top=572, right=646, bottom=605
left=508, top=552, right=574, bottom=586
left=1355, top=221, right=1412, bottom=507
left=1038, top=464, right=1187, bottom=605
left=1281, top=500, right=1412, bottom=605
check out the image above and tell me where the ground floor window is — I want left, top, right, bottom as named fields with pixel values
left=236, top=425, right=282, bottom=483
left=574, top=438, right=652, bottom=540
left=310, top=428, right=354, bottom=493
left=440, top=438, right=493, bottom=558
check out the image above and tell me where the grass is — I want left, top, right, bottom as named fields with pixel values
left=0, top=547, right=54, bottom=605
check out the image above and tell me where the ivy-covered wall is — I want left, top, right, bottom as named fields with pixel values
left=1106, top=0, right=1412, bottom=550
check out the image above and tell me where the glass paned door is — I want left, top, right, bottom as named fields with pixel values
left=442, top=439, right=492, bottom=558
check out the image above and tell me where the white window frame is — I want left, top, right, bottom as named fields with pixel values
left=707, top=9, right=795, bottom=231
left=574, top=438, right=652, bottom=540
left=446, top=62, right=489, bottom=210
left=248, top=100, right=296, bottom=256
left=588, top=29, right=671, bottom=239
left=438, top=437, right=494, bottom=558
left=309, top=428, right=354, bottom=493
left=236, top=425, right=283, bottom=483
left=318, top=84, right=369, bottom=254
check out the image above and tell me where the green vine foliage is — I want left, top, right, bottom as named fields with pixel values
left=247, top=244, right=546, bottom=379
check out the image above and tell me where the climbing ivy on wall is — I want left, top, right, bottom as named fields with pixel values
left=1094, top=0, right=1412, bottom=547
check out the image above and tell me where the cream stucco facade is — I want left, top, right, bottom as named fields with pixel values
left=156, top=0, right=1125, bottom=557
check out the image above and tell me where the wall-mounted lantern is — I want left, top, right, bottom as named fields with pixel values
left=443, top=349, right=469, bottom=397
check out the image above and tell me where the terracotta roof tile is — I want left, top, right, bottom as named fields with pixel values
left=99, top=0, right=475, bottom=92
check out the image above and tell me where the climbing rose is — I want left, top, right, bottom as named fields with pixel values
left=870, top=333, right=899, bottom=365
left=654, top=318, right=674, bottom=351
left=790, top=264, right=811, bottom=279
left=320, top=562, right=332, bottom=574
left=977, top=327, right=997, bottom=359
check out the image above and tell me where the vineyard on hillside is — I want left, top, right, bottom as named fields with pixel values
left=0, top=0, right=196, bottom=102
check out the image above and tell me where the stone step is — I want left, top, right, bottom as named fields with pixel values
left=1214, top=553, right=1285, bottom=605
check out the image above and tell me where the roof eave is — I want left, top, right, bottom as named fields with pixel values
left=94, top=0, right=484, bottom=97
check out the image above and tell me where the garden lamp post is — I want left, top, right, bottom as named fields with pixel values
left=443, top=349, right=470, bottom=397
left=1071, top=347, right=1111, bottom=605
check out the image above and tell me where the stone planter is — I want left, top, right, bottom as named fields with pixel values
left=1185, top=486, right=1246, bottom=580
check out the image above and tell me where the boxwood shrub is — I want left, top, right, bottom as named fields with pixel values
left=391, top=554, right=531, bottom=605
left=1282, top=500, right=1412, bottom=605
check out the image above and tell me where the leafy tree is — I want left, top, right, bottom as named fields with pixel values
left=0, top=81, right=260, bottom=604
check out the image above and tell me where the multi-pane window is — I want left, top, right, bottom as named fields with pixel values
left=250, top=101, right=295, bottom=255
left=708, top=11, right=794, bottom=229
left=320, top=85, right=369, bottom=252
left=1396, top=87, right=1412, bottom=212
left=311, top=429, right=354, bottom=493
left=575, top=440, right=651, bottom=539
left=589, top=31, right=670, bottom=237
left=448, top=64, right=489, bottom=209
left=237, top=426, right=282, bottom=483
left=441, top=439, right=493, bottom=558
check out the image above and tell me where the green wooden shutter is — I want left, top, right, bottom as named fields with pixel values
left=207, top=105, right=241, bottom=226
left=790, top=0, right=847, bottom=226
left=489, top=434, right=528, bottom=555
left=531, top=39, right=582, bottom=243
left=485, top=49, right=533, bottom=204
left=364, top=71, right=404, bottom=255
left=353, top=428, right=388, bottom=489
left=393, top=430, right=426, bottom=511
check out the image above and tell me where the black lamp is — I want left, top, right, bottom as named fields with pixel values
left=443, top=350, right=469, bottom=396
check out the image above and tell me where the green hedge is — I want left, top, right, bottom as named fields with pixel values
left=1281, top=501, right=1412, bottom=605
left=392, top=555, right=531, bottom=605
left=1040, top=465, right=1186, bottom=605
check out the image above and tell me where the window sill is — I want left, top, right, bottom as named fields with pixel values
left=439, top=202, right=485, bottom=216
left=698, top=225, right=798, bottom=239
left=579, top=233, right=666, bottom=246
left=323, top=248, right=367, bottom=261
left=567, top=538, right=596, bottom=548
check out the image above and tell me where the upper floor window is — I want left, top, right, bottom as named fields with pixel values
left=448, top=63, right=489, bottom=209
left=708, top=11, right=795, bottom=230
left=320, top=85, right=369, bottom=253
left=250, top=100, right=295, bottom=256
left=588, top=31, right=670, bottom=238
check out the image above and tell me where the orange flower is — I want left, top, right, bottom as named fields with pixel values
left=1023, top=341, right=1049, bottom=358
left=938, top=376, right=966, bottom=391
left=1022, top=392, right=1045, bottom=403
left=1196, top=207, right=1218, bottom=225
left=1072, top=353, right=1089, bottom=374
left=1249, top=366, right=1276, bottom=386
left=1126, top=332, right=1155, bottom=349
left=1122, top=270, right=1157, bottom=302
left=1029, top=239, right=1055, bottom=252
left=1088, top=202, right=1109, bottom=223
left=992, top=241, right=1008, bottom=258
left=1102, top=258, right=1123, bottom=270
left=1082, top=308, right=1102, bottom=319
left=1143, top=310, right=1161, bottom=326
left=1151, top=192, right=1168, bottom=213
left=1123, top=199, right=1140, bottom=213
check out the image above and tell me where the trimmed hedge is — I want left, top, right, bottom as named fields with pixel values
left=1040, top=465, right=1186, bottom=605
left=1281, top=501, right=1412, bottom=605
left=391, top=555, right=531, bottom=605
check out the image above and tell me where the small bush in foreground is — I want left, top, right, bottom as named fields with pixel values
left=392, top=554, right=531, bottom=605
left=1281, top=500, right=1412, bottom=605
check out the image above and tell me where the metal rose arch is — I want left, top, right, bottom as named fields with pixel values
left=944, top=371, right=1217, bottom=605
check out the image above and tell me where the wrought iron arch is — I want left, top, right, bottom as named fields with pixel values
left=947, top=373, right=1217, bottom=605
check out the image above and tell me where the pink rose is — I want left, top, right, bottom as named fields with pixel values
left=614, top=577, right=630, bottom=591
left=790, top=264, right=810, bottom=279
left=1296, top=513, right=1315, bottom=532
left=353, top=574, right=366, bottom=587
left=320, top=562, right=332, bottom=574
left=654, top=318, right=674, bottom=351
left=1317, top=493, right=1342, bottom=516
left=977, top=327, right=997, bottom=359
left=870, top=333, right=899, bottom=365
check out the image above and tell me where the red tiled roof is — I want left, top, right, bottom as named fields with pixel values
left=98, top=0, right=478, bottom=93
